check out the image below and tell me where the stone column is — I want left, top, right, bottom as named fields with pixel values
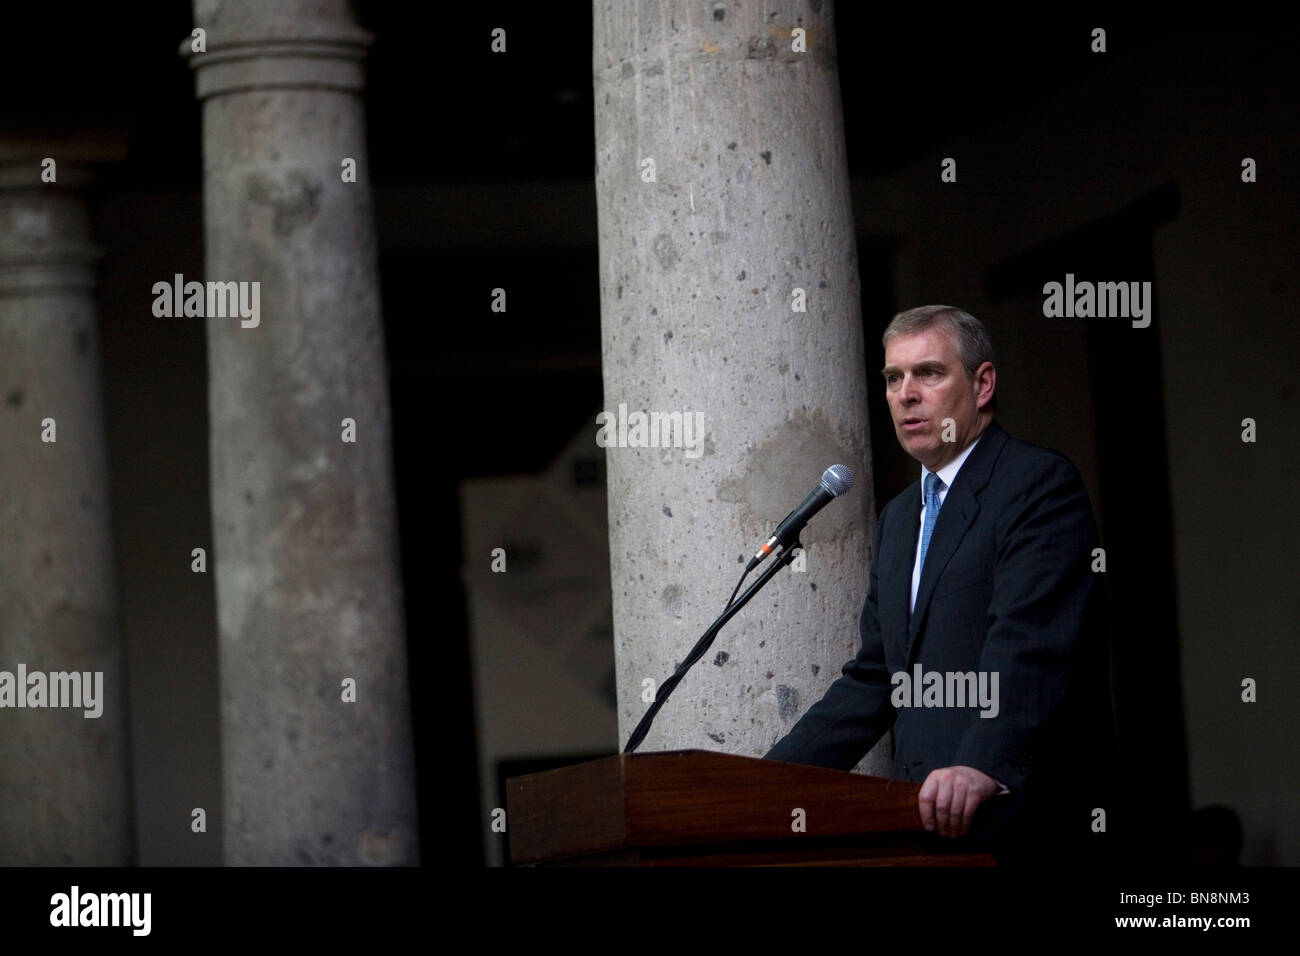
left=0, top=158, right=132, bottom=864
left=593, top=1, right=888, bottom=774
left=186, top=0, right=418, bottom=865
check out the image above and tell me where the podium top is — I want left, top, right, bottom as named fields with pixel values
left=507, top=749, right=924, bottom=865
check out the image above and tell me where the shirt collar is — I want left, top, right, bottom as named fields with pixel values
left=921, top=433, right=983, bottom=494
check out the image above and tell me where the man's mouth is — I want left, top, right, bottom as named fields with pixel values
left=901, top=417, right=927, bottom=429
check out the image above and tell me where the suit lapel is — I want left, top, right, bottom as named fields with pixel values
left=904, top=421, right=1009, bottom=664
left=880, top=480, right=920, bottom=663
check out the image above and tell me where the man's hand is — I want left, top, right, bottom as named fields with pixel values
left=918, top=766, right=1000, bottom=838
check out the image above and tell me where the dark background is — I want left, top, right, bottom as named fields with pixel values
left=1, top=4, right=1294, bottom=867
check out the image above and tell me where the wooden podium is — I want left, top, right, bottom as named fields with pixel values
left=507, top=749, right=996, bottom=866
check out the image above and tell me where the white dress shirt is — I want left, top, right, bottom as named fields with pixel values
left=910, top=434, right=983, bottom=614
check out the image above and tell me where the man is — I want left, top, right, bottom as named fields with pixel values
left=765, top=305, right=1117, bottom=863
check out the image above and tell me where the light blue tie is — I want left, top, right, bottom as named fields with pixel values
left=919, top=472, right=944, bottom=571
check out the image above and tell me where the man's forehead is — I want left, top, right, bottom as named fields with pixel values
left=883, top=329, right=957, bottom=365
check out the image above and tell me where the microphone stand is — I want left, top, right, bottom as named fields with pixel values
left=623, top=538, right=803, bottom=753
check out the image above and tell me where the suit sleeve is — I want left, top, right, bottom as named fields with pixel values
left=950, top=453, right=1099, bottom=792
left=763, top=504, right=897, bottom=771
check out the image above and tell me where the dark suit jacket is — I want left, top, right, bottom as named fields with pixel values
left=765, top=420, right=1117, bottom=860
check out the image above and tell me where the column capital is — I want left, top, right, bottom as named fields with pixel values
left=0, top=158, right=102, bottom=295
left=182, top=6, right=374, bottom=100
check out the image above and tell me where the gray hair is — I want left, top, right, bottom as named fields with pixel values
left=882, top=305, right=996, bottom=378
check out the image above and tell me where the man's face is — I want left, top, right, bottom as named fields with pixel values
left=881, top=326, right=993, bottom=471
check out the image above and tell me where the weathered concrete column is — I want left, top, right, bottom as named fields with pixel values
left=0, top=158, right=132, bottom=863
left=186, top=0, right=418, bottom=864
left=594, top=1, right=889, bottom=775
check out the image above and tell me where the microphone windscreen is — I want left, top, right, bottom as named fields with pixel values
left=821, top=464, right=854, bottom=497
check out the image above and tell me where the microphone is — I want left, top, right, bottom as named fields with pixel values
left=747, top=464, right=854, bottom=571
left=625, top=463, right=855, bottom=754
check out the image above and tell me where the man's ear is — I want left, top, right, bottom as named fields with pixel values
left=974, top=362, right=996, bottom=409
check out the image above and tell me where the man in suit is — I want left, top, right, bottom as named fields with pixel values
left=766, top=305, right=1117, bottom=863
